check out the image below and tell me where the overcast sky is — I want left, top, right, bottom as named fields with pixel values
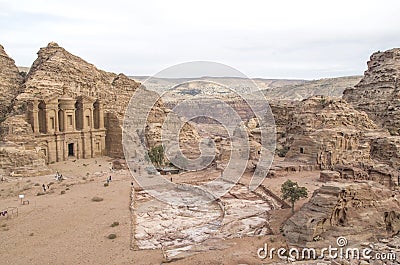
left=1, top=0, right=400, bottom=79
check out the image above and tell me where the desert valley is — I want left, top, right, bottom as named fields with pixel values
left=0, top=40, right=400, bottom=265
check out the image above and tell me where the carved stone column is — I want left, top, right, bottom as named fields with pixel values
left=30, top=100, right=40, bottom=134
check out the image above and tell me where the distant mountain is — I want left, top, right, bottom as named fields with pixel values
left=262, top=76, right=362, bottom=101
left=129, top=76, right=305, bottom=95
left=130, top=75, right=362, bottom=101
left=17, top=66, right=30, bottom=73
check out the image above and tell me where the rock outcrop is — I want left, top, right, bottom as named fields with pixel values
left=0, top=115, right=50, bottom=176
left=284, top=96, right=382, bottom=168
left=10, top=42, right=145, bottom=158
left=0, top=44, right=23, bottom=121
left=371, top=136, right=400, bottom=169
left=283, top=182, right=396, bottom=247
left=342, top=48, right=400, bottom=173
left=0, top=115, right=36, bottom=144
left=343, top=48, right=400, bottom=136
left=271, top=96, right=400, bottom=187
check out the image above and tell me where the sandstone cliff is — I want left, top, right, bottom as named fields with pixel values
left=343, top=48, right=400, bottom=136
left=0, top=44, right=23, bottom=121
left=282, top=96, right=383, bottom=168
left=342, top=48, right=400, bottom=172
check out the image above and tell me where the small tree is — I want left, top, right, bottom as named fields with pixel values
left=281, top=179, right=308, bottom=214
left=148, top=145, right=165, bottom=167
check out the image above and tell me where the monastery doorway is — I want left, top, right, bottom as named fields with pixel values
left=68, top=143, right=75, bottom=157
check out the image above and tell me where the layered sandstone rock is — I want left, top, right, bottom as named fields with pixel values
left=343, top=48, right=400, bottom=136
left=371, top=136, right=400, bottom=169
left=270, top=101, right=295, bottom=156
left=342, top=48, right=400, bottom=172
left=0, top=42, right=201, bottom=178
left=284, top=96, right=381, bottom=169
left=319, top=170, right=340, bottom=182
left=0, top=115, right=36, bottom=144
left=0, top=115, right=50, bottom=176
left=0, top=44, right=23, bottom=120
left=274, top=96, right=400, bottom=187
left=11, top=42, right=143, bottom=158
left=0, top=145, right=50, bottom=177
left=283, top=182, right=396, bottom=247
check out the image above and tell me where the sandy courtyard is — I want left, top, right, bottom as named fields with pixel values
left=0, top=157, right=322, bottom=264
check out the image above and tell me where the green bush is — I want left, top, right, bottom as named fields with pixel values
left=107, top=233, right=117, bottom=239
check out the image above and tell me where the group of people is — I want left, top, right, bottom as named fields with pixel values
left=42, top=184, right=49, bottom=192
left=55, top=171, right=63, bottom=181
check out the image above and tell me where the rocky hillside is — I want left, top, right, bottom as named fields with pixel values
left=0, top=44, right=23, bottom=121
left=279, top=96, right=395, bottom=171
left=286, top=96, right=378, bottom=134
left=343, top=48, right=400, bottom=135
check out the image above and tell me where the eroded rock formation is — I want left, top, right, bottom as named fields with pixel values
left=0, top=44, right=23, bottom=121
left=283, top=96, right=380, bottom=168
left=283, top=182, right=396, bottom=247
left=343, top=48, right=400, bottom=136
left=0, top=115, right=50, bottom=176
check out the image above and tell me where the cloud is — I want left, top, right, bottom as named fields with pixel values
left=1, top=0, right=400, bottom=79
